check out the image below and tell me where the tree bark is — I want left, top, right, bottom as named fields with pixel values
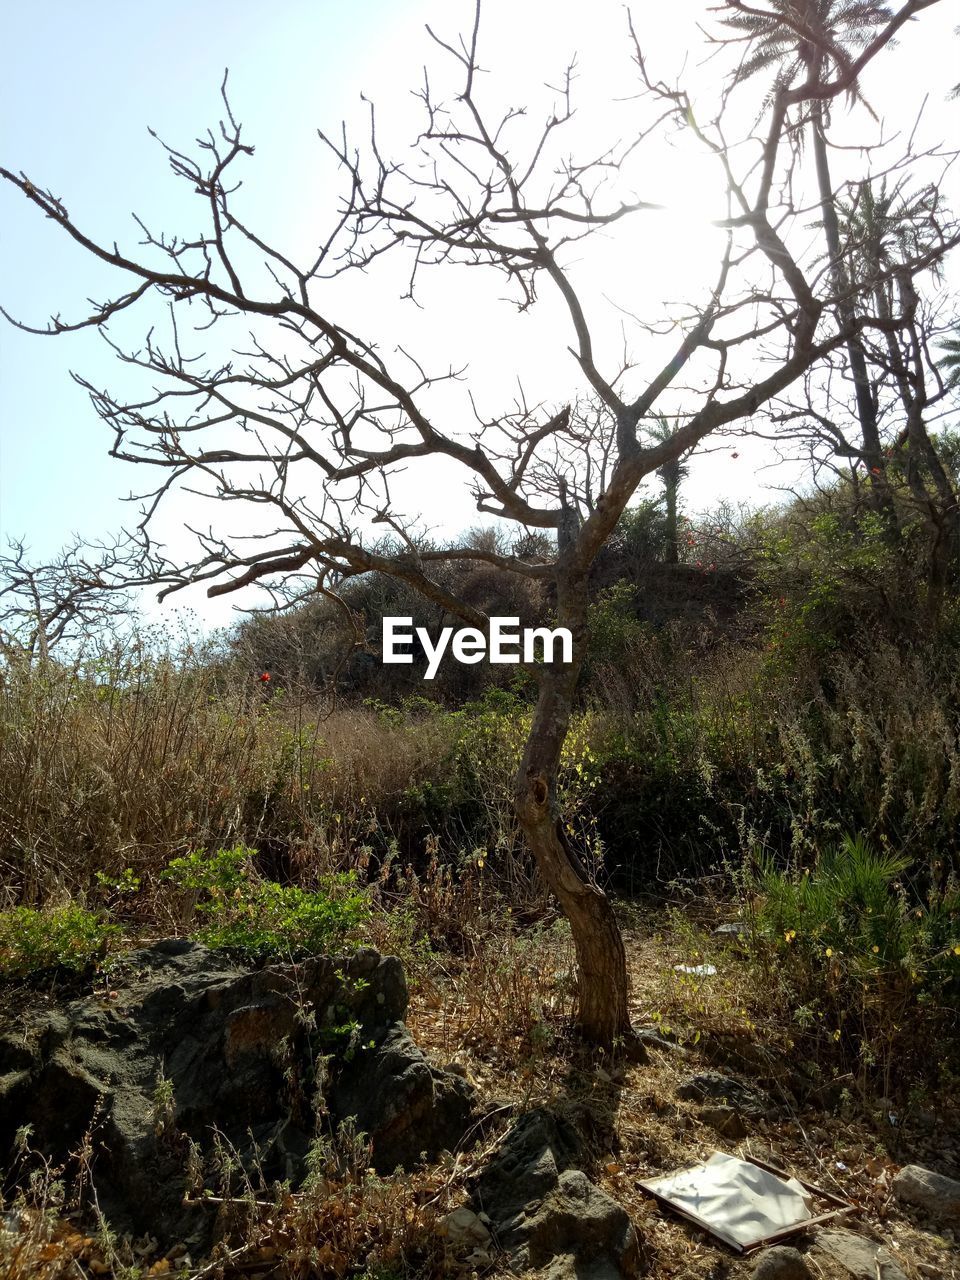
left=663, top=463, right=680, bottom=565
left=512, top=578, right=633, bottom=1047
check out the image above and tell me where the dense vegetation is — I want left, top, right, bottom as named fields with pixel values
left=3, top=464, right=960, bottom=1097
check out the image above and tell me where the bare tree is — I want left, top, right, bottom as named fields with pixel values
left=1, top=0, right=955, bottom=1045
left=718, top=1, right=960, bottom=599
left=750, top=172, right=960, bottom=616
left=0, top=536, right=150, bottom=662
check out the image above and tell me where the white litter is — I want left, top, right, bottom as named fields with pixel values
left=673, top=963, right=718, bottom=977
left=639, top=1152, right=816, bottom=1250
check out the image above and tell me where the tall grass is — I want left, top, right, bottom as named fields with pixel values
left=0, top=642, right=467, bottom=901
left=3, top=622, right=960, bottom=906
left=589, top=634, right=960, bottom=882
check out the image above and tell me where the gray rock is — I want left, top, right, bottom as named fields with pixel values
left=751, top=1245, right=812, bottom=1280
left=713, top=922, right=751, bottom=940
left=676, top=1071, right=770, bottom=1116
left=811, top=1228, right=908, bottom=1280
left=633, top=1026, right=688, bottom=1055
left=522, top=1171, right=641, bottom=1275
left=472, top=1109, right=642, bottom=1276
left=439, top=1206, right=491, bottom=1249
left=0, top=941, right=474, bottom=1246
left=474, top=1108, right=583, bottom=1233
left=699, top=1103, right=748, bottom=1140
left=535, top=1256, right=628, bottom=1280
left=329, top=1022, right=476, bottom=1173
left=891, top=1164, right=960, bottom=1227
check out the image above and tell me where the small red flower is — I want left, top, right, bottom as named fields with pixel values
left=731, top=451, right=739, bottom=459
left=259, top=672, right=271, bottom=683
left=870, top=466, right=882, bottom=476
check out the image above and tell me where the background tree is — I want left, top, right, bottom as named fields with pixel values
left=940, top=331, right=960, bottom=389
left=0, top=536, right=148, bottom=663
left=651, top=416, right=691, bottom=565
left=1, top=0, right=953, bottom=1045
left=720, top=0, right=926, bottom=513
left=839, top=179, right=960, bottom=606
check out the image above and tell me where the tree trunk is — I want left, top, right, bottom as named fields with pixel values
left=664, top=469, right=679, bottom=565
left=513, top=656, right=632, bottom=1047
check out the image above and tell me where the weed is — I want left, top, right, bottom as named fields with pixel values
left=0, top=904, right=118, bottom=979
left=151, top=1070, right=177, bottom=1140
left=160, top=846, right=369, bottom=960
left=745, top=834, right=960, bottom=1090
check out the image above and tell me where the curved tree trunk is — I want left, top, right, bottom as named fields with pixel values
left=512, top=586, right=632, bottom=1046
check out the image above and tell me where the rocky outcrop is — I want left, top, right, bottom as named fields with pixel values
left=471, top=1108, right=643, bottom=1277
left=676, top=1069, right=772, bottom=1139
left=329, top=1022, right=476, bottom=1173
left=891, top=1164, right=960, bottom=1227
left=675, top=1071, right=771, bottom=1116
left=0, top=940, right=476, bottom=1244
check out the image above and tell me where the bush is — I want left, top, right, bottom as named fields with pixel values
left=0, top=904, right=118, bottom=979
left=160, top=846, right=369, bottom=959
left=746, top=834, right=960, bottom=1086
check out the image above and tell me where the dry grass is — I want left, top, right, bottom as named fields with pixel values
left=0, top=645, right=468, bottom=902
left=3, top=902, right=959, bottom=1280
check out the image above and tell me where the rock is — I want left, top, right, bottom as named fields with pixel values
left=0, top=941, right=475, bottom=1246
left=522, top=1171, right=642, bottom=1275
left=811, top=1228, right=908, bottom=1280
left=891, top=1164, right=960, bottom=1227
left=713, top=922, right=750, bottom=940
left=633, top=1026, right=688, bottom=1055
left=751, top=1245, right=812, bottom=1280
left=474, top=1108, right=583, bottom=1232
left=635, top=1023, right=680, bottom=1044
left=472, top=1109, right=642, bottom=1276
left=908, top=1110, right=937, bottom=1134
left=535, top=1251, right=632, bottom=1278
left=330, top=1023, right=476, bottom=1173
left=699, top=1104, right=748, bottom=1140
left=676, top=1072, right=770, bottom=1117
left=439, top=1206, right=491, bottom=1249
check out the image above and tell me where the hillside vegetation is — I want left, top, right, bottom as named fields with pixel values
left=3, top=471, right=960, bottom=1083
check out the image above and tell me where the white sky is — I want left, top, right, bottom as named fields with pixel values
left=1, top=0, right=958, bottom=630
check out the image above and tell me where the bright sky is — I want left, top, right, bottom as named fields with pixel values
left=1, top=0, right=958, bottom=630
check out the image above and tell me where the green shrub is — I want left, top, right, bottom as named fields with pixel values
left=0, top=904, right=119, bottom=979
left=746, top=834, right=960, bottom=1084
left=752, top=834, right=914, bottom=962
left=160, top=846, right=369, bottom=959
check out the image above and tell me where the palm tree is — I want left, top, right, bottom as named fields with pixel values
left=939, top=334, right=960, bottom=390
left=722, top=1, right=895, bottom=505
left=836, top=176, right=943, bottom=404
left=836, top=175, right=960, bottom=611
left=649, top=416, right=691, bottom=564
